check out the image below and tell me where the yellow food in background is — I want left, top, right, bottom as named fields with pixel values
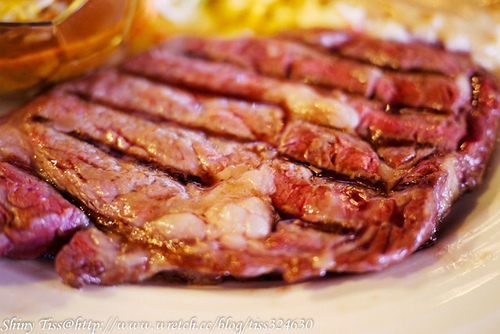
left=132, top=0, right=364, bottom=43
left=135, top=0, right=500, bottom=37
left=0, top=0, right=69, bottom=22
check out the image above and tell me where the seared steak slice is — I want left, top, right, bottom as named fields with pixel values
left=373, top=72, right=470, bottom=112
left=157, top=34, right=471, bottom=112
left=56, top=69, right=285, bottom=145
left=278, top=120, right=397, bottom=186
left=26, top=94, right=276, bottom=183
left=162, top=36, right=383, bottom=96
left=2, top=28, right=498, bottom=287
left=278, top=28, right=477, bottom=75
left=23, top=122, right=189, bottom=227
left=356, top=105, right=468, bottom=151
left=0, top=162, right=89, bottom=259
left=121, top=49, right=360, bottom=130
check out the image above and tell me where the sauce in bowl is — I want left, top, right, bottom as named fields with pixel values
left=0, top=0, right=137, bottom=96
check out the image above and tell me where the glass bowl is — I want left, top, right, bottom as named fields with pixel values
left=0, top=0, right=137, bottom=96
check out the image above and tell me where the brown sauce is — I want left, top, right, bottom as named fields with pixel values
left=0, top=0, right=136, bottom=96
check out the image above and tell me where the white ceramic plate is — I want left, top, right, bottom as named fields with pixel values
left=1, top=96, right=500, bottom=334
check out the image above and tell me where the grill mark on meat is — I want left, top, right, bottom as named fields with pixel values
left=276, top=29, right=473, bottom=112
left=278, top=121, right=399, bottom=187
left=121, top=50, right=360, bottom=131
left=294, top=219, right=357, bottom=235
left=56, top=69, right=285, bottom=145
left=356, top=104, right=468, bottom=151
left=376, top=145, right=436, bottom=170
left=162, top=36, right=383, bottom=96
left=25, top=94, right=276, bottom=185
left=174, top=30, right=472, bottom=112
left=68, top=131, right=207, bottom=186
left=24, top=122, right=189, bottom=227
left=278, top=28, right=477, bottom=76
left=270, top=160, right=393, bottom=231
left=1, top=29, right=498, bottom=287
left=312, top=169, right=386, bottom=193
left=373, top=72, right=471, bottom=112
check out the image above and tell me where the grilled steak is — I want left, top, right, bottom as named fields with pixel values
left=1, top=28, right=499, bottom=287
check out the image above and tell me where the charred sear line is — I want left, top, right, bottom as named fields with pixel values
left=368, top=136, right=428, bottom=148
left=118, top=70, right=267, bottom=107
left=278, top=31, right=472, bottom=76
left=120, top=68, right=271, bottom=109
left=54, top=129, right=200, bottom=186
left=67, top=90, right=171, bottom=125
left=335, top=54, right=460, bottom=76
left=29, top=115, right=50, bottom=123
left=0, top=158, right=34, bottom=177
left=124, top=158, right=204, bottom=186
left=385, top=105, right=452, bottom=116
left=181, top=50, right=251, bottom=70
left=66, top=89, right=263, bottom=145
left=275, top=157, right=385, bottom=192
left=314, top=169, right=386, bottom=194
left=297, top=219, right=357, bottom=235
left=284, top=63, right=294, bottom=80
left=33, top=153, right=96, bottom=219
left=182, top=46, right=273, bottom=78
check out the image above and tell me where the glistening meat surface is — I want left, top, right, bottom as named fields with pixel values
left=1, top=28, right=498, bottom=287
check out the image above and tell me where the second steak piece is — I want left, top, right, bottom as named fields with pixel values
left=0, top=120, right=89, bottom=259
